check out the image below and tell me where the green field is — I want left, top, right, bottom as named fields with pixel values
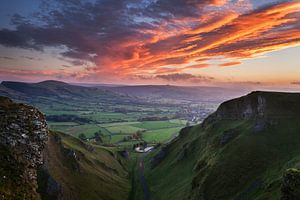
left=49, top=124, right=110, bottom=138
left=100, top=122, right=141, bottom=127
left=49, top=119, right=185, bottom=145
left=110, top=134, right=131, bottom=143
left=105, top=125, right=145, bottom=134
left=142, top=127, right=182, bottom=142
left=132, top=120, right=183, bottom=130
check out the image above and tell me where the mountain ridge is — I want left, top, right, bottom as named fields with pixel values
left=0, top=80, right=249, bottom=103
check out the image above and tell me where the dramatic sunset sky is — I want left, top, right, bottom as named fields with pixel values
left=0, top=0, right=299, bottom=88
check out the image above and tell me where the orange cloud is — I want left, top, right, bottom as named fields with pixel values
left=1, top=0, right=299, bottom=84
left=187, top=12, right=238, bottom=35
left=128, top=2, right=298, bottom=77
left=219, top=61, right=241, bottom=67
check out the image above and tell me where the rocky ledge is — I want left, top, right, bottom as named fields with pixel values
left=203, top=91, right=300, bottom=128
left=0, top=96, right=48, bottom=199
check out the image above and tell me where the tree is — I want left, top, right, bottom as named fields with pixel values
left=143, top=141, right=147, bottom=148
left=133, top=144, right=137, bottom=150
left=123, top=136, right=128, bottom=142
left=94, top=131, right=103, bottom=142
left=186, top=121, right=190, bottom=127
left=136, top=130, right=142, bottom=139
left=78, top=133, right=87, bottom=141
left=95, top=130, right=102, bottom=136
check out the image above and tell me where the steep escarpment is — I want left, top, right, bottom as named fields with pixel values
left=144, top=91, right=300, bottom=200
left=204, top=91, right=300, bottom=123
left=0, top=96, right=48, bottom=199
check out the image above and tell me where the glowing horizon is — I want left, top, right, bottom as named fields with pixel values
left=0, top=0, right=299, bottom=88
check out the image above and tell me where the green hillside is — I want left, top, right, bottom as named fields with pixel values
left=38, top=131, right=130, bottom=200
left=3, top=91, right=300, bottom=200
left=143, top=91, right=300, bottom=200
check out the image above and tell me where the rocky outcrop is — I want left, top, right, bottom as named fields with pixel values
left=203, top=91, right=300, bottom=128
left=203, top=92, right=267, bottom=125
left=281, top=168, right=300, bottom=200
left=0, top=96, right=48, bottom=199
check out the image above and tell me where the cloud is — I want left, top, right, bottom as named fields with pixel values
left=0, top=68, right=63, bottom=81
left=20, top=56, right=42, bottom=61
left=0, top=56, right=14, bottom=60
left=219, top=61, right=241, bottom=67
left=156, top=73, right=214, bottom=83
left=0, top=0, right=299, bottom=83
left=145, top=0, right=228, bottom=19
left=291, top=81, right=300, bottom=85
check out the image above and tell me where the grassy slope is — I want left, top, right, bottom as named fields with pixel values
left=143, top=92, right=300, bottom=200
left=142, top=127, right=182, bottom=142
left=40, top=131, right=130, bottom=200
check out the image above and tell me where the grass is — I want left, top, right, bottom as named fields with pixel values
left=140, top=91, right=300, bottom=199
left=105, top=125, right=145, bottom=134
left=143, top=116, right=300, bottom=200
left=41, top=131, right=130, bottom=200
left=142, top=127, right=182, bottom=143
left=132, top=120, right=182, bottom=130
left=110, top=134, right=130, bottom=143
left=58, top=124, right=103, bottom=138
left=169, top=119, right=187, bottom=125
left=93, top=120, right=186, bottom=144
left=48, top=122, right=79, bottom=126
left=100, top=122, right=141, bottom=127
left=49, top=120, right=186, bottom=145
left=117, top=141, right=143, bottom=147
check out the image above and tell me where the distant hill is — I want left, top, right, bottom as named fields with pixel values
left=103, top=85, right=248, bottom=102
left=0, top=80, right=249, bottom=104
left=1, top=80, right=119, bottom=99
left=145, top=91, right=300, bottom=200
left=0, top=80, right=142, bottom=115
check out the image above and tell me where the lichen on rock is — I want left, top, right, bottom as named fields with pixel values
left=0, top=96, right=48, bottom=199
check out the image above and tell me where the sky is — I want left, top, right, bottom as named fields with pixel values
left=0, top=0, right=299, bottom=88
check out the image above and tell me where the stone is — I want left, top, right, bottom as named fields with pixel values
left=0, top=97, right=49, bottom=199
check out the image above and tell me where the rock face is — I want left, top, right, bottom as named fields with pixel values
left=0, top=96, right=48, bottom=199
left=281, top=169, right=300, bottom=200
left=203, top=91, right=300, bottom=128
left=203, top=92, right=267, bottom=124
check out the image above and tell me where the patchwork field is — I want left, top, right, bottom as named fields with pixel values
left=49, top=119, right=186, bottom=146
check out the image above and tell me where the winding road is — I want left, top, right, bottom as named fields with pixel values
left=138, top=153, right=151, bottom=200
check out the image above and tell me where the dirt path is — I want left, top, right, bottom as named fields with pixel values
left=138, top=153, right=150, bottom=200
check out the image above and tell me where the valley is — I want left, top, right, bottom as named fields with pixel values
left=1, top=81, right=300, bottom=200
left=1, top=0, right=299, bottom=199
left=0, top=80, right=231, bottom=148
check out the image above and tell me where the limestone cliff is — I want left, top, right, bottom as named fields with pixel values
left=0, top=96, right=48, bottom=199
left=203, top=91, right=300, bottom=127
